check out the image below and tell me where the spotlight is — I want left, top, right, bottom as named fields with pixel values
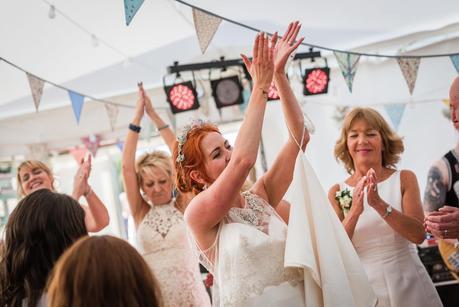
left=303, top=67, right=330, bottom=96
left=164, top=81, right=200, bottom=114
left=211, top=76, right=243, bottom=109
left=48, top=5, right=56, bottom=19
left=267, top=81, right=280, bottom=101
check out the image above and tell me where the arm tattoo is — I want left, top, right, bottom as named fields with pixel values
left=423, top=166, right=446, bottom=212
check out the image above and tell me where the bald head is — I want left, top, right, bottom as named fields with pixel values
left=450, top=77, right=459, bottom=131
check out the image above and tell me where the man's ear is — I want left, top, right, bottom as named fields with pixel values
left=190, top=170, right=206, bottom=186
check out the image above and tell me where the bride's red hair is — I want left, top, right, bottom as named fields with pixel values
left=173, top=123, right=220, bottom=195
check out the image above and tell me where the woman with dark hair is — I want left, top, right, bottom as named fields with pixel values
left=16, top=156, right=109, bottom=232
left=328, top=107, right=441, bottom=307
left=47, top=235, right=162, bottom=307
left=0, top=189, right=87, bottom=307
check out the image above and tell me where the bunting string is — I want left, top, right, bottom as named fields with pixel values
left=173, top=0, right=459, bottom=59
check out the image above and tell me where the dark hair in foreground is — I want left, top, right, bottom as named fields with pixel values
left=47, top=235, right=162, bottom=307
left=0, top=189, right=87, bottom=307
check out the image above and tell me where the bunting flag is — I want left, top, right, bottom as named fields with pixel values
left=104, top=104, right=119, bottom=131
left=442, top=108, right=451, bottom=120
left=82, top=135, right=101, bottom=157
left=334, top=51, right=360, bottom=93
left=192, top=8, right=222, bottom=54
left=124, top=0, right=145, bottom=26
left=27, top=143, right=49, bottom=162
left=116, top=140, right=124, bottom=152
left=442, top=99, right=450, bottom=107
left=26, top=73, right=45, bottom=112
left=397, top=58, right=420, bottom=95
left=384, top=104, right=406, bottom=131
left=451, top=55, right=459, bottom=74
left=332, top=106, right=350, bottom=126
left=68, top=91, right=85, bottom=124
left=69, top=147, right=87, bottom=164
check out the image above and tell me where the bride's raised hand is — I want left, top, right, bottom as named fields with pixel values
left=241, top=32, right=276, bottom=92
left=273, top=21, right=304, bottom=74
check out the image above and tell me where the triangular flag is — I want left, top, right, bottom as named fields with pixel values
left=69, top=147, right=87, bottom=164
left=334, top=51, right=360, bottom=93
left=397, top=58, right=420, bottom=95
left=124, top=0, right=144, bottom=26
left=82, top=135, right=101, bottom=157
left=384, top=104, right=406, bottom=131
left=451, top=55, right=459, bottom=74
left=104, top=104, right=119, bottom=131
left=68, top=91, right=85, bottom=124
left=442, top=99, right=450, bottom=107
left=26, top=73, right=45, bottom=112
left=27, top=143, right=49, bottom=162
left=116, top=140, right=124, bottom=152
left=192, top=8, right=222, bottom=54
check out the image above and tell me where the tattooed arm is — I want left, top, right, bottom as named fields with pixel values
left=423, top=160, right=449, bottom=212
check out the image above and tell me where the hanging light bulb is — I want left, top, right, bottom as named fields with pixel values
left=48, top=5, right=56, bottom=19
left=91, top=34, right=99, bottom=47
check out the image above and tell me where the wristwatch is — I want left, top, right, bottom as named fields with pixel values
left=382, top=205, right=393, bottom=219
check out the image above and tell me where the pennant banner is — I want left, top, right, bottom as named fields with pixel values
left=116, top=140, right=124, bottom=152
left=334, top=51, right=360, bottom=93
left=82, top=135, right=101, bottom=157
left=68, top=91, right=85, bottom=124
left=384, top=104, right=406, bottom=131
left=27, top=143, right=49, bottom=162
left=192, top=8, right=222, bottom=54
left=124, top=0, right=145, bottom=26
left=442, top=99, right=450, bottom=107
left=69, top=147, right=87, bottom=164
left=26, top=73, right=45, bottom=112
left=104, top=104, right=119, bottom=131
left=397, top=58, right=420, bottom=95
left=451, top=55, right=459, bottom=74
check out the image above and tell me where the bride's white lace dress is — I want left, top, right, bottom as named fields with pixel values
left=194, top=191, right=305, bottom=307
left=137, top=201, right=211, bottom=307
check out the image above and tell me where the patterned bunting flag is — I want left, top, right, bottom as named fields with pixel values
left=69, top=147, right=87, bottom=164
left=116, top=140, right=124, bottom=152
left=104, top=103, right=119, bottom=131
left=82, top=135, right=101, bottom=157
left=451, top=55, right=459, bottom=74
left=68, top=91, right=85, bottom=124
left=27, top=143, right=49, bottom=162
left=397, top=58, right=420, bottom=95
left=384, top=104, right=406, bottom=131
left=124, top=0, right=145, bottom=26
left=26, top=73, right=45, bottom=112
left=334, top=51, right=360, bottom=93
left=192, top=8, right=222, bottom=54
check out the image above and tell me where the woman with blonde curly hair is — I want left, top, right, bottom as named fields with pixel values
left=16, top=156, right=109, bottom=233
left=328, top=107, right=441, bottom=307
left=122, top=84, right=210, bottom=306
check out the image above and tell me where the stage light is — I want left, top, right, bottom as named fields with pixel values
left=211, top=76, right=244, bottom=109
left=164, top=81, right=200, bottom=114
left=267, top=81, right=280, bottom=101
left=303, top=67, right=330, bottom=96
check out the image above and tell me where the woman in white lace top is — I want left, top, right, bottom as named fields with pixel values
left=122, top=84, right=210, bottom=307
left=173, top=22, right=309, bottom=306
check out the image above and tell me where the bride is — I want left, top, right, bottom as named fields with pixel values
left=173, top=22, right=308, bottom=306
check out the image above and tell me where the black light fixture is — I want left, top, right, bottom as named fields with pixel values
left=164, top=81, right=200, bottom=114
left=211, top=75, right=244, bottom=109
left=303, top=67, right=330, bottom=96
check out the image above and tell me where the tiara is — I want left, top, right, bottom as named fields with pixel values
left=176, top=119, right=208, bottom=164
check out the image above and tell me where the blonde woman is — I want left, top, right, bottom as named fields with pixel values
left=121, top=84, right=210, bottom=306
left=16, top=157, right=109, bottom=232
left=328, top=107, right=441, bottom=307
